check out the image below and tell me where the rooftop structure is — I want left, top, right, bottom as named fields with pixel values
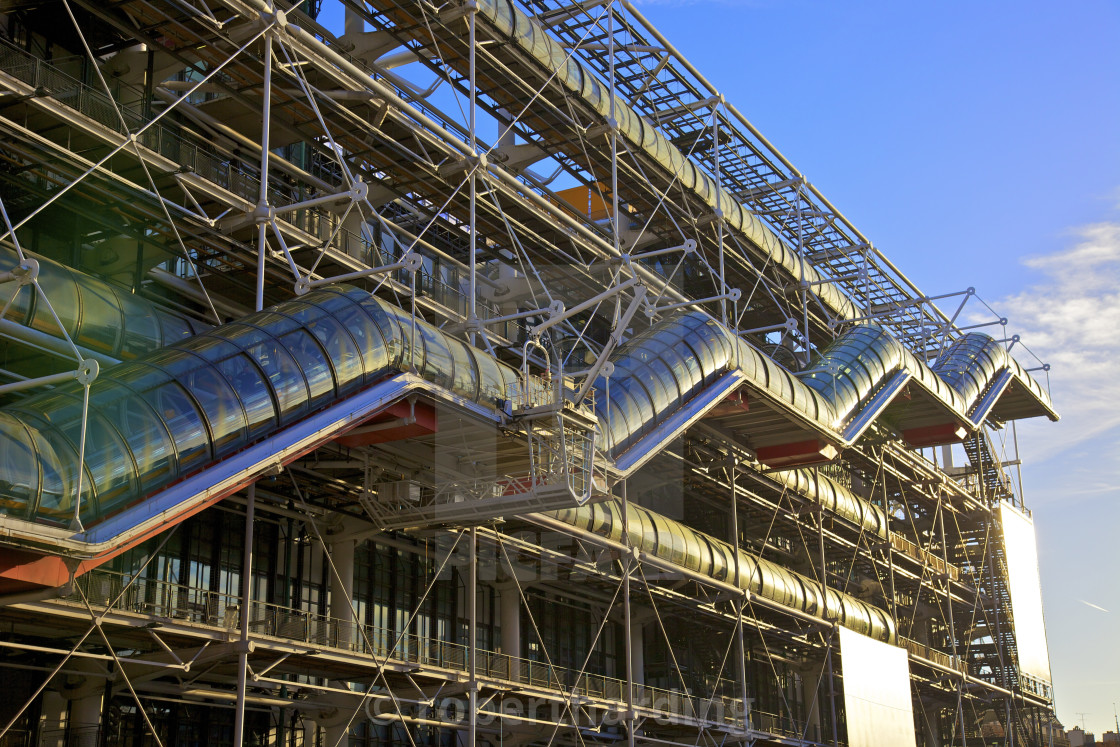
left=0, top=1, right=1060, bottom=745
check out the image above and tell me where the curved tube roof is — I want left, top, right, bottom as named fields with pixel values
left=0, top=286, right=519, bottom=532
left=596, top=311, right=1057, bottom=469
left=0, top=247, right=211, bottom=360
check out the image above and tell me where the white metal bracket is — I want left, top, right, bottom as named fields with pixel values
left=295, top=252, right=422, bottom=295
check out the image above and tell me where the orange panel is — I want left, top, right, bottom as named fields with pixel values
left=902, top=422, right=968, bottom=448
left=756, top=439, right=839, bottom=469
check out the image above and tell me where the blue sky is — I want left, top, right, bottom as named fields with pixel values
left=623, top=1, right=1120, bottom=733
left=317, top=0, right=1120, bottom=734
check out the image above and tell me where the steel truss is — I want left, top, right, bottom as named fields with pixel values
left=0, top=1, right=1059, bottom=746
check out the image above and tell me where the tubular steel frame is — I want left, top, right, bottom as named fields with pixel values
left=0, top=1, right=1059, bottom=746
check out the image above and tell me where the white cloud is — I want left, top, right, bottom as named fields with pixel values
left=991, top=220, right=1120, bottom=466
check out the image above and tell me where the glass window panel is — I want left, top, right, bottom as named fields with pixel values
left=156, top=310, right=192, bottom=344
left=634, top=335, right=671, bottom=360
left=472, top=350, right=506, bottom=406
left=243, top=337, right=309, bottom=422
left=102, top=263, right=150, bottom=332
left=278, top=329, right=335, bottom=406
left=334, top=303, right=388, bottom=376
left=613, top=378, right=655, bottom=437
left=110, top=361, right=172, bottom=392
left=177, top=364, right=247, bottom=454
left=602, top=398, right=631, bottom=452
left=656, top=345, right=698, bottom=401
left=29, top=266, right=80, bottom=340
left=175, top=334, right=242, bottom=363
left=148, top=383, right=210, bottom=476
left=314, top=287, right=369, bottom=316
left=0, top=248, right=31, bottom=322
left=276, top=301, right=329, bottom=326
left=630, top=361, right=674, bottom=416
left=251, top=312, right=300, bottom=337
left=110, top=287, right=161, bottom=359
left=215, top=354, right=275, bottom=439
left=372, top=302, right=417, bottom=371
left=607, top=384, right=648, bottom=446
left=0, top=414, right=36, bottom=517
left=497, top=362, right=521, bottom=404
left=13, top=390, right=85, bottom=432
left=29, top=426, right=73, bottom=522
left=306, top=315, right=364, bottom=394
left=447, top=339, right=479, bottom=401
left=65, top=412, right=136, bottom=518
left=416, top=324, right=453, bottom=388
left=92, top=382, right=177, bottom=492
left=368, top=298, right=412, bottom=366
left=184, top=317, right=213, bottom=335
left=678, top=327, right=718, bottom=381
left=222, top=322, right=270, bottom=350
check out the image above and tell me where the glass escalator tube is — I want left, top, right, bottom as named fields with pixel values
left=0, top=285, right=520, bottom=531
left=932, top=334, right=1000, bottom=407
left=0, top=246, right=209, bottom=359
left=796, top=326, right=904, bottom=428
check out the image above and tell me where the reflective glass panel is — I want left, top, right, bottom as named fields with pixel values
left=243, top=337, right=309, bottom=422
left=216, top=354, right=275, bottom=439
left=305, top=315, right=364, bottom=394
left=148, top=383, right=210, bottom=475
left=0, top=414, right=36, bottom=517
left=156, top=310, right=193, bottom=343
left=177, top=365, right=247, bottom=453
left=30, top=266, right=80, bottom=339
left=66, top=412, right=135, bottom=517
left=278, top=329, right=335, bottom=407
left=358, top=298, right=404, bottom=367
left=92, top=382, right=177, bottom=492
left=416, top=323, right=453, bottom=388
left=112, top=288, right=166, bottom=356
left=473, top=350, right=507, bottom=405
left=75, top=282, right=122, bottom=354
left=334, top=303, right=389, bottom=376
left=30, top=427, right=71, bottom=521
left=447, top=338, right=480, bottom=401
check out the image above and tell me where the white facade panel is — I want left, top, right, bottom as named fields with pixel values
left=839, top=627, right=917, bottom=747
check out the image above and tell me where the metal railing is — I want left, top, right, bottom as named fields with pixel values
left=65, top=568, right=804, bottom=735
left=901, top=636, right=960, bottom=672
left=0, top=41, right=523, bottom=339
left=889, top=532, right=961, bottom=582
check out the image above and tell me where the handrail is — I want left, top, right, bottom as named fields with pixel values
left=62, top=566, right=809, bottom=736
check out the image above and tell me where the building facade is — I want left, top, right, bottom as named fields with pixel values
left=0, top=1, right=1060, bottom=745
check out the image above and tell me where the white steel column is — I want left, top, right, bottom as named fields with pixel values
left=628, top=616, right=645, bottom=687
left=329, top=539, right=356, bottom=650
left=255, top=31, right=273, bottom=312
left=729, top=458, right=749, bottom=733
left=234, top=483, right=256, bottom=746
left=468, top=528, right=478, bottom=747
left=499, top=584, right=521, bottom=659
left=621, top=478, right=636, bottom=747
left=67, top=690, right=102, bottom=747
left=815, top=466, right=838, bottom=746
left=38, top=691, right=66, bottom=747
left=467, top=2, right=479, bottom=344
left=714, top=105, right=727, bottom=326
